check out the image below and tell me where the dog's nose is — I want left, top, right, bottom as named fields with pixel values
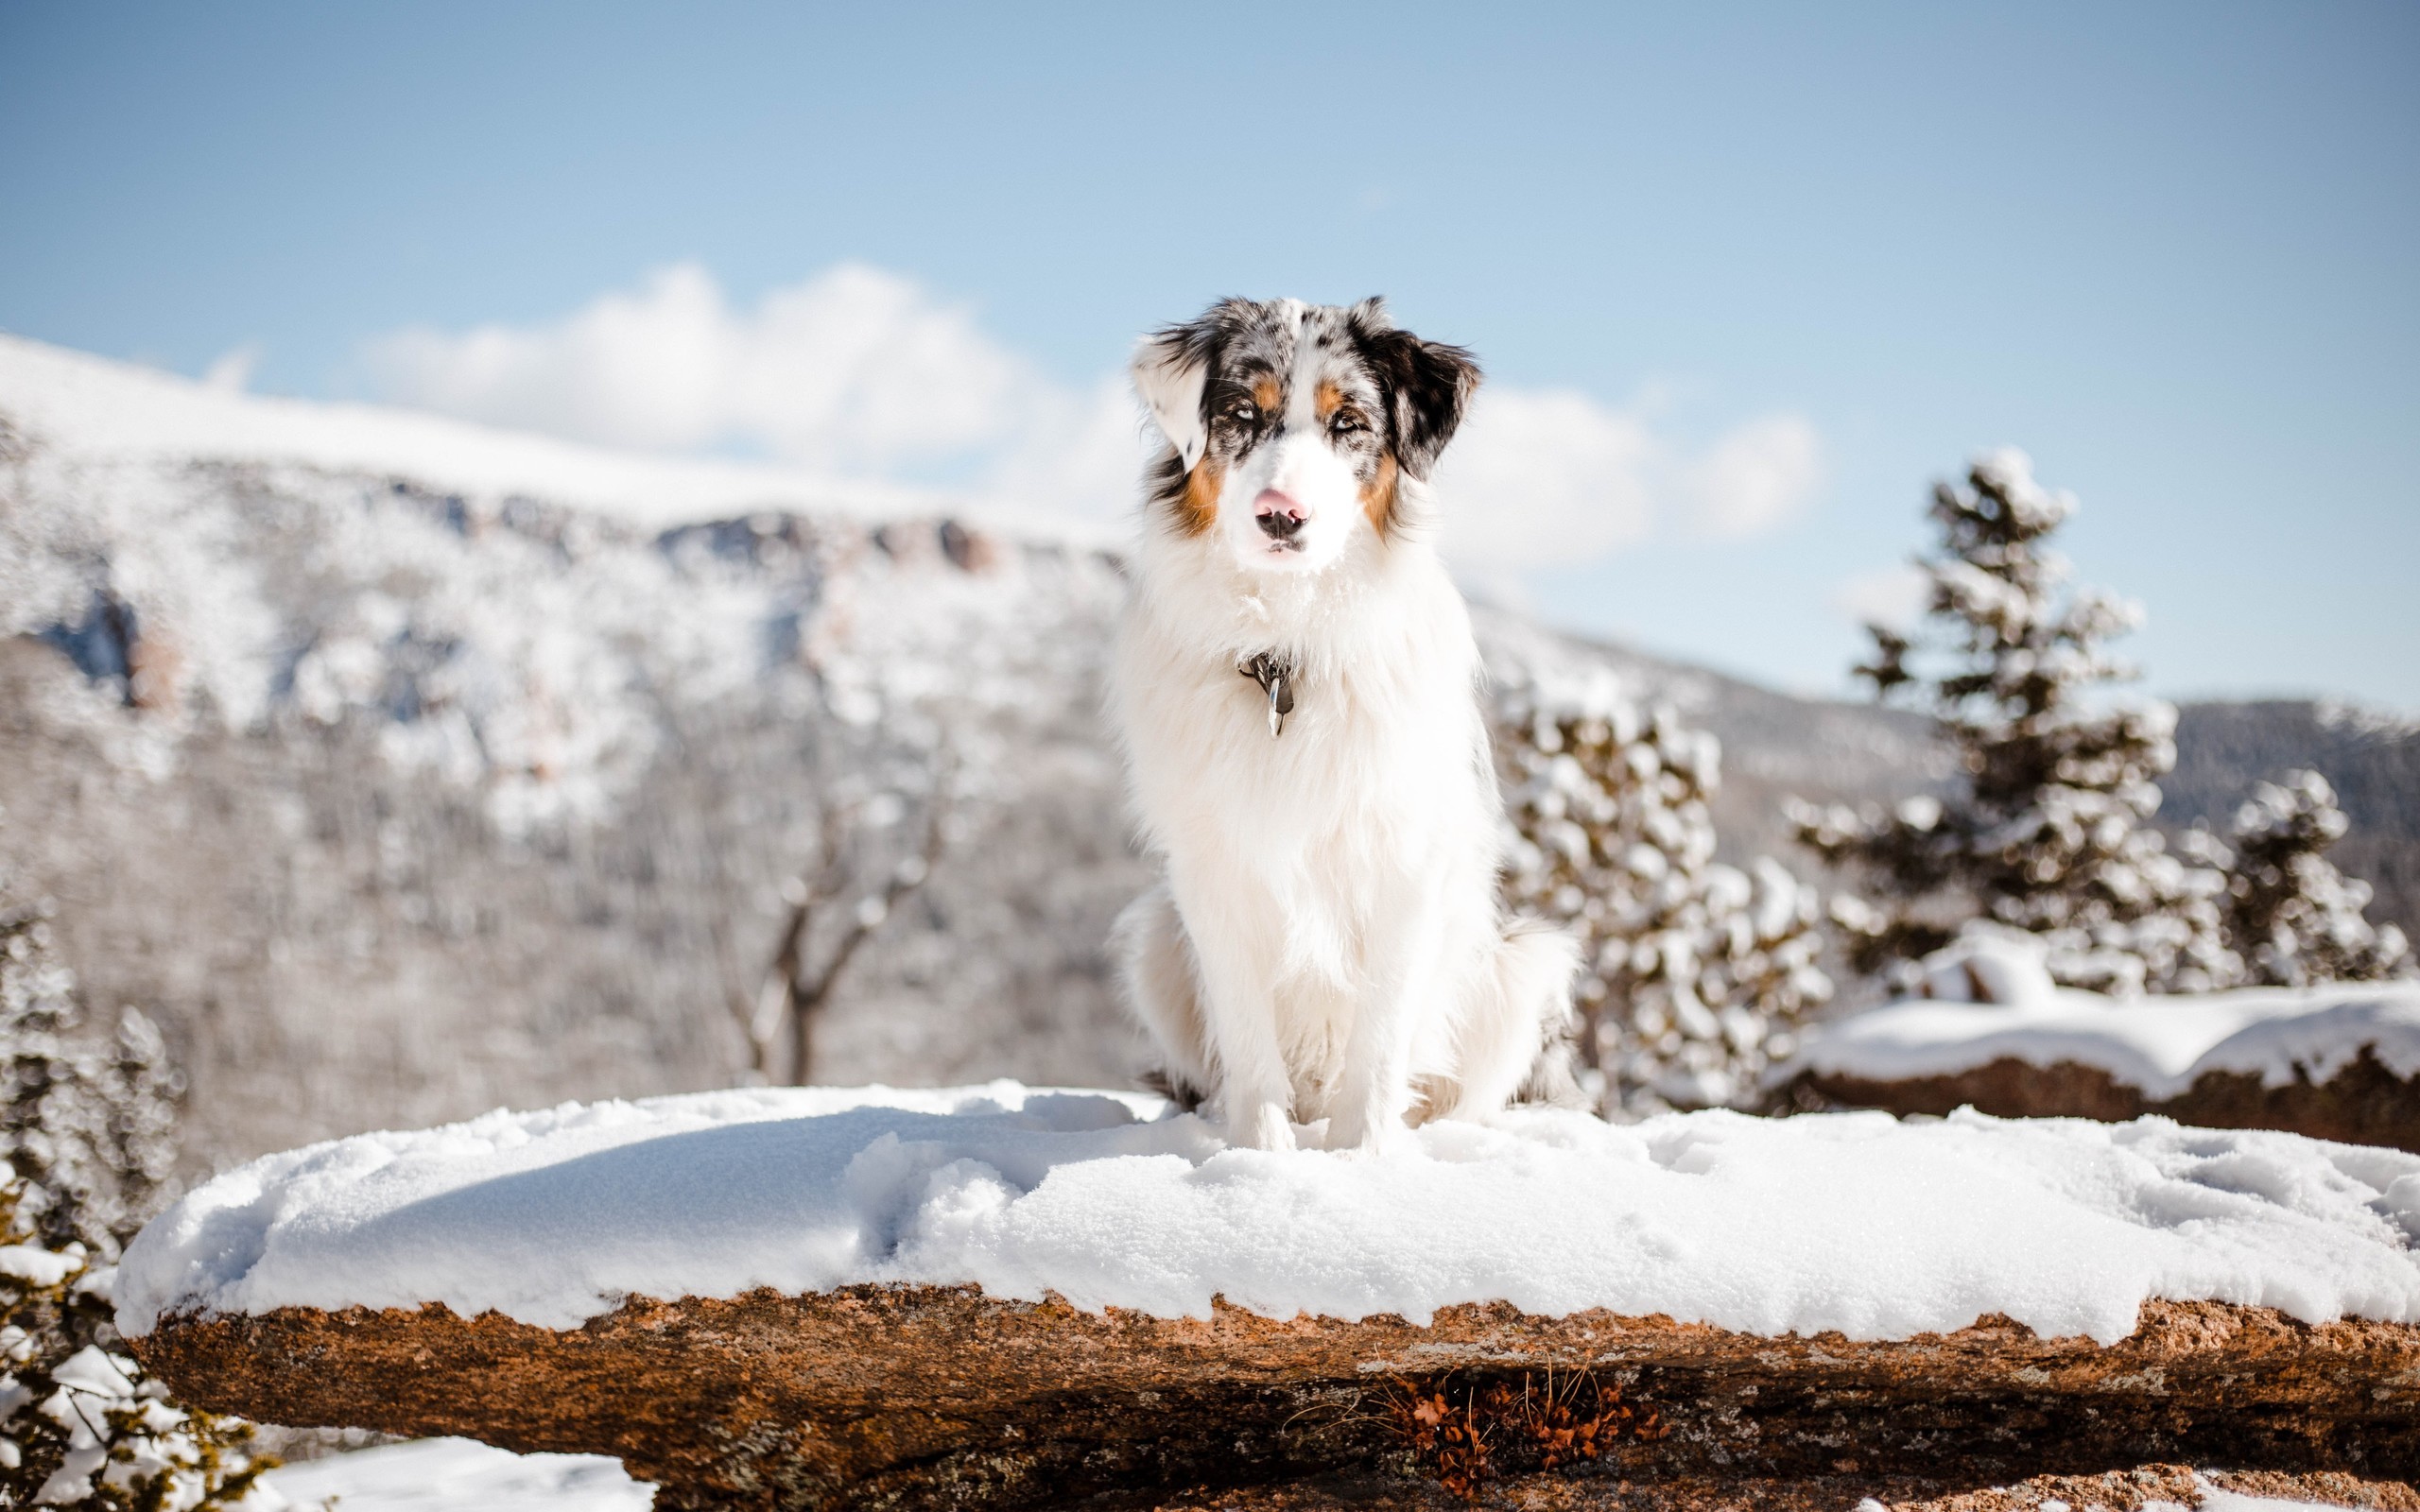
left=1254, top=489, right=1305, bottom=541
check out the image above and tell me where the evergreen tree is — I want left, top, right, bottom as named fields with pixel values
left=1792, top=451, right=2239, bottom=995
left=0, top=1169, right=270, bottom=1509
left=2219, top=770, right=2415, bottom=987
left=1495, top=678, right=1831, bottom=1112
left=0, top=831, right=273, bottom=1509
left=2, top=898, right=181, bottom=1260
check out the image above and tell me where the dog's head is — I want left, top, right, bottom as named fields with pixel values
left=1132, top=298, right=1480, bottom=575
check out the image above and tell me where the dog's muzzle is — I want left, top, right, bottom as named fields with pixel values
left=1253, top=489, right=1306, bottom=549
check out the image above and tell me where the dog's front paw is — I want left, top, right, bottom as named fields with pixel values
left=1227, top=1101, right=1297, bottom=1152
left=1322, top=1110, right=1409, bottom=1158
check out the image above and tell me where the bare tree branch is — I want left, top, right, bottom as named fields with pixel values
left=783, top=787, right=949, bottom=1085
left=743, top=761, right=954, bottom=1085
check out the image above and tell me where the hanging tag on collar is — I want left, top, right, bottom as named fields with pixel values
left=1239, top=652, right=1296, bottom=738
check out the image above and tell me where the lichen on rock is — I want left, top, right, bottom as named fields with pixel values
left=132, top=1288, right=2420, bottom=1511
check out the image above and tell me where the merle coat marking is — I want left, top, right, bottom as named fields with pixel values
left=1112, top=297, right=1576, bottom=1153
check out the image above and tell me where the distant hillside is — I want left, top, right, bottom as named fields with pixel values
left=2, top=335, right=2407, bottom=1172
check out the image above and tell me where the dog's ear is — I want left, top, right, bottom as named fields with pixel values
left=1350, top=304, right=1482, bottom=482
left=1132, top=321, right=1216, bottom=472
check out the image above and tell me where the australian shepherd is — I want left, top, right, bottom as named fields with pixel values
left=1111, top=296, right=1577, bottom=1154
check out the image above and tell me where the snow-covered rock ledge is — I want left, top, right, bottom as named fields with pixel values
left=121, top=1085, right=2420, bottom=1509
left=1771, top=983, right=2420, bottom=1152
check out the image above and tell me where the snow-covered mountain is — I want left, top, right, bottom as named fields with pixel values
left=0, top=337, right=1149, bottom=1168
left=0, top=335, right=2405, bottom=1170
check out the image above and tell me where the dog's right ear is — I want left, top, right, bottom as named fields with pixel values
left=1132, top=322, right=1215, bottom=472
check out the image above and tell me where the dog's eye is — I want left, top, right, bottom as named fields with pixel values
left=1227, top=402, right=1258, bottom=425
left=1328, top=410, right=1367, bottom=437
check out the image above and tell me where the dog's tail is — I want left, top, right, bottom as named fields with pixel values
left=1433, top=918, right=1581, bottom=1122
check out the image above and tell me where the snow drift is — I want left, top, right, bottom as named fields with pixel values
left=261, top=1436, right=652, bottom=1512
left=118, top=1083, right=2420, bottom=1349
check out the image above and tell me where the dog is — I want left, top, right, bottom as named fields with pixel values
left=1110, top=296, right=1577, bottom=1154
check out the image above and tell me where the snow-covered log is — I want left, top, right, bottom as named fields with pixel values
left=112, top=1086, right=2420, bottom=1508
left=1770, top=971, right=2420, bottom=1151
left=135, top=1290, right=2420, bottom=1512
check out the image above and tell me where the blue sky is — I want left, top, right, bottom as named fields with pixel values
left=5, top=1, right=2415, bottom=706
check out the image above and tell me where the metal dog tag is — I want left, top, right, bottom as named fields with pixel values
left=1240, top=653, right=1296, bottom=739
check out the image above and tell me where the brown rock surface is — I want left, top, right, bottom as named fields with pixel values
left=1130, top=1463, right=2420, bottom=1510
left=133, top=1287, right=2420, bottom=1511
left=1773, top=1046, right=2420, bottom=1153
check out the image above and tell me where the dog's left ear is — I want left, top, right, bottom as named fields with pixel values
left=1355, top=318, right=1482, bottom=482
left=1132, top=322, right=1216, bottom=471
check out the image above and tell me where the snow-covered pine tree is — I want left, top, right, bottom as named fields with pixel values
left=1, top=898, right=181, bottom=1260
left=0, top=833, right=272, bottom=1509
left=2218, top=770, right=2416, bottom=987
left=1791, top=450, right=2239, bottom=996
left=0, top=1166, right=270, bottom=1509
left=1495, top=674, right=1831, bottom=1113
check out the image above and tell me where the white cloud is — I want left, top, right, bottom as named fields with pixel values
left=365, top=262, right=1029, bottom=474
left=202, top=343, right=261, bottom=393
left=360, top=263, right=1823, bottom=554
left=1831, top=563, right=1931, bottom=629
left=1432, top=388, right=1659, bottom=573
left=1434, top=392, right=1823, bottom=575
left=368, top=262, right=1155, bottom=524
left=1684, top=413, right=1824, bottom=540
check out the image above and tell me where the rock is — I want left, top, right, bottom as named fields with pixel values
left=1775, top=1046, right=2420, bottom=1153
left=132, top=1286, right=2420, bottom=1511
left=1140, top=1463, right=2420, bottom=1511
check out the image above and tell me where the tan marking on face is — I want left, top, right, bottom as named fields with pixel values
left=1252, top=374, right=1281, bottom=413
left=1177, top=459, right=1223, bottom=537
left=1314, top=379, right=1344, bottom=423
left=1359, top=453, right=1401, bottom=538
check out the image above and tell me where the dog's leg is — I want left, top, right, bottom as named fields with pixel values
left=1112, top=885, right=1217, bottom=1106
left=1167, top=861, right=1297, bottom=1152
left=1325, top=875, right=1452, bottom=1154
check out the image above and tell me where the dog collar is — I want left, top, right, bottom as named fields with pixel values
left=1239, top=652, right=1296, bottom=738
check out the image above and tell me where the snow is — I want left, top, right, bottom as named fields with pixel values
left=2187, top=1482, right=2365, bottom=1512
left=25, top=1345, right=201, bottom=1504
left=0, top=1245, right=80, bottom=1287
left=247, top=1444, right=2343, bottom=1512
left=117, top=1082, right=2420, bottom=1349
left=0, top=333, right=943, bottom=535
left=261, top=1437, right=650, bottom=1511
left=1778, top=981, right=2420, bottom=1102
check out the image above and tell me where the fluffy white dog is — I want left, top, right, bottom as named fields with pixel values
left=1111, top=296, right=1576, bottom=1153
